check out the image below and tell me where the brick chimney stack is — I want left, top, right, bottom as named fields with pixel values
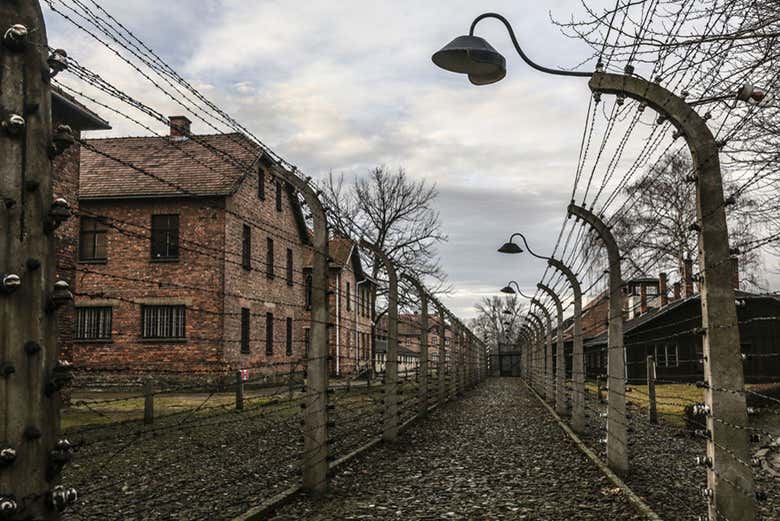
left=731, top=257, right=740, bottom=290
left=639, top=284, right=648, bottom=315
left=673, top=281, right=681, bottom=301
left=683, top=258, right=694, bottom=298
left=169, top=115, right=191, bottom=138
left=659, top=272, right=668, bottom=307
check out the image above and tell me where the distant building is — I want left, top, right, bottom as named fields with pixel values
left=302, top=237, right=376, bottom=377
left=374, top=314, right=452, bottom=375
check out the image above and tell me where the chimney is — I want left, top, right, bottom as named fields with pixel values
left=731, top=257, right=740, bottom=290
left=639, top=284, right=648, bottom=315
left=169, top=115, right=191, bottom=138
left=673, top=281, right=681, bottom=301
left=659, top=272, right=668, bottom=307
left=683, top=258, right=694, bottom=298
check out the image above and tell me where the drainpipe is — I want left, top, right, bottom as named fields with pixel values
left=356, top=279, right=366, bottom=372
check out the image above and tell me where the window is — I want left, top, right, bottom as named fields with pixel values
left=305, top=274, right=312, bottom=309
left=286, top=248, right=293, bottom=286
left=240, top=308, right=250, bottom=354
left=666, top=344, right=679, bottom=367
left=75, top=306, right=112, bottom=340
left=304, top=327, right=311, bottom=357
left=654, top=344, right=668, bottom=367
left=286, top=317, right=293, bottom=355
left=266, top=238, right=275, bottom=278
left=141, top=305, right=186, bottom=339
left=265, top=312, right=274, bottom=355
left=150, top=214, right=179, bottom=260
left=258, top=168, right=266, bottom=200
left=275, top=180, right=283, bottom=212
left=346, top=282, right=351, bottom=311
left=79, top=217, right=108, bottom=261
left=242, top=224, right=252, bottom=270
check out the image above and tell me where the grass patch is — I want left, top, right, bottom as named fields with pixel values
left=62, top=390, right=298, bottom=431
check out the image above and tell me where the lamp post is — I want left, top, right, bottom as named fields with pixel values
left=499, top=233, right=586, bottom=431
left=433, top=11, right=757, bottom=515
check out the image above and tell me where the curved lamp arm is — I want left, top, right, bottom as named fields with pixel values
left=507, top=232, right=551, bottom=261
left=504, top=280, right=534, bottom=300
left=470, top=13, right=593, bottom=78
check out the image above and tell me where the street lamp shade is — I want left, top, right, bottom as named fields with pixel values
left=498, top=241, right=523, bottom=254
left=500, top=285, right=516, bottom=294
left=432, top=35, right=506, bottom=85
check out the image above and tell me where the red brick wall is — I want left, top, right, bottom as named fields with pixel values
left=222, top=170, right=308, bottom=378
left=72, top=198, right=226, bottom=374
left=53, top=131, right=82, bottom=361
left=327, top=262, right=374, bottom=377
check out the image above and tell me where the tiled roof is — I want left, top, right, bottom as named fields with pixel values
left=80, top=133, right=260, bottom=199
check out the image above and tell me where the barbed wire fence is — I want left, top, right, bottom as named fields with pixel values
left=0, top=1, right=489, bottom=520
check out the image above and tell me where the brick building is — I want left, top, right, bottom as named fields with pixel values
left=70, top=117, right=312, bottom=379
left=375, top=313, right=452, bottom=375
left=51, top=87, right=111, bottom=360
left=303, top=237, right=376, bottom=377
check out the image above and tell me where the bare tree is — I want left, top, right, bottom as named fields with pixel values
left=470, top=295, right=526, bottom=347
left=602, top=150, right=761, bottom=287
left=320, top=166, right=448, bottom=314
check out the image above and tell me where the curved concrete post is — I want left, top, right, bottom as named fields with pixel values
left=274, top=171, right=331, bottom=491
left=531, top=298, right=554, bottom=403
left=402, top=275, right=429, bottom=417
left=433, top=304, right=447, bottom=405
left=591, top=72, right=754, bottom=518
left=567, top=202, right=627, bottom=475
left=360, top=241, right=398, bottom=442
left=527, top=311, right=545, bottom=393
left=537, top=283, right=566, bottom=416
left=548, top=258, right=585, bottom=433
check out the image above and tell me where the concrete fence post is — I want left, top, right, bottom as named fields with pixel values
left=537, top=284, right=566, bottom=416
left=275, top=163, right=330, bottom=493
left=144, top=378, right=154, bottom=425
left=0, top=2, right=77, bottom=517
left=590, top=71, right=755, bottom=512
left=568, top=202, right=627, bottom=476
left=235, top=371, right=245, bottom=411
left=361, top=241, right=399, bottom=442
left=647, top=356, right=657, bottom=424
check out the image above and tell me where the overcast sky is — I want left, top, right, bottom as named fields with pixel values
left=44, top=1, right=778, bottom=319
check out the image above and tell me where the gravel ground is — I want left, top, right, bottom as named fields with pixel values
left=61, top=383, right=420, bottom=521
left=271, top=378, right=642, bottom=521
left=577, top=385, right=780, bottom=521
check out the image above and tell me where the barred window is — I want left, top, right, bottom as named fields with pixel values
left=266, top=238, right=275, bottom=278
left=258, top=168, right=266, bottom=200
left=304, top=273, right=312, bottom=309
left=79, top=217, right=108, bottom=261
left=304, top=327, right=311, bottom=357
left=241, top=308, right=250, bottom=354
left=286, top=248, right=294, bottom=286
left=666, top=344, right=678, bottom=367
left=141, top=305, right=186, bottom=339
left=266, top=312, right=274, bottom=355
left=75, top=306, right=112, bottom=340
left=286, top=317, right=293, bottom=356
left=275, top=180, right=283, bottom=212
left=654, top=344, right=668, bottom=367
left=346, top=282, right=351, bottom=312
left=242, top=224, right=252, bottom=270
left=150, top=214, right=179, bottom=260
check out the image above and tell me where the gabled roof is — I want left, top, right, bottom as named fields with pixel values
left=302, top=237, right=375, bottom=283
left=52, top=87, right=111, bottom=131
left=80, top=132, right=260, bottom=199
left=584, top=290, right=775, bottom=347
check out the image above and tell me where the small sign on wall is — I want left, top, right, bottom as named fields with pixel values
left=240, top=369, right=249, bottom=381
